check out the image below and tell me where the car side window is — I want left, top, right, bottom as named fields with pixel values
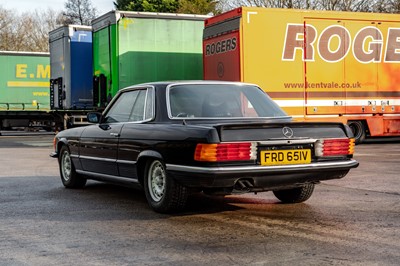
left=129, top=90, right=146, bottom=122
left=144, top=88, right=154, bottom=120
left=104, top=88, right=153, bottom=123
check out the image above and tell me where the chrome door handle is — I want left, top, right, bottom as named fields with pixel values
left=110, top=133, right=120, bottom=137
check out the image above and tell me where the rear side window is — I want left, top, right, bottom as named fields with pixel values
left=104, top=88, right=154, bottom=123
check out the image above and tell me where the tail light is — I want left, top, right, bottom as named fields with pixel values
left=195, top=142, right=257, bottom=162
left=315, top=138, right=355, bottom=157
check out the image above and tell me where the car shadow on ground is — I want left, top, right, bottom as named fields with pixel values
left=55, top=181, right=285, bottom=216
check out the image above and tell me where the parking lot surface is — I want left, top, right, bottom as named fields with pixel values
left=0, top=134, right=399, bottom=265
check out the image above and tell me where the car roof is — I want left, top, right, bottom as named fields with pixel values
left=123, top=80, right=258, bottom=89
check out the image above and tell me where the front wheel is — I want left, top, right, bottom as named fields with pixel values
left=144, top=159, right=188, bottom=213
left=59, top=145, right=86, bottom=188
left=273, top=184, right=315, bottom=203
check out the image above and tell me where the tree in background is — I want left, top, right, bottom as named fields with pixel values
left=0, top=7, right=12, bottom=50
left=114, top=0, right=179, bottom=12
left=113, top=0, right=220, bottom=14
left=179, top=0, right=221, bottom=14
left=63, top=0, right=97, bottom=25
left=217, top=0, right=400, bottom=12
left=113, top=0, right=133, bottom=10
left=0, top=7, right=63, bottom=52
left=2, top=0, right=400, bottom=52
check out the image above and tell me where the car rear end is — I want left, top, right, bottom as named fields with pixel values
left=164, top=81, right=358, bottom=193
left=167, top=122, right=358, bottom=192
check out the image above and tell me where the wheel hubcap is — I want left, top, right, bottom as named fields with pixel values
left=148, top=161, right=166, bottom=202
left=61, top=151, right=72, bottom=181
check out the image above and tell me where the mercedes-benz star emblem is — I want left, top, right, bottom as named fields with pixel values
left=282, top=126, right=294, bottom=138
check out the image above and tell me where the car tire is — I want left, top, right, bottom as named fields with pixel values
left=273, top=183, right=315, bottom=203
left=59, top=145, right=86, bottom=188
left=144, top=159, right=188, bottom=213
left=347, top=120, right=366, bottom=144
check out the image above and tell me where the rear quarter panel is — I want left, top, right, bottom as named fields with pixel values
left=118, top=123, right=218, bottom=166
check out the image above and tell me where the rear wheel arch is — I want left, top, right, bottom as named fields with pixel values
left=143, top=158, right=188, bottom=213
left=136, top=150, right=163, bottom=186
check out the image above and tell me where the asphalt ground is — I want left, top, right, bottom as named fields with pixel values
left=0, top=133, right=399, bottom=265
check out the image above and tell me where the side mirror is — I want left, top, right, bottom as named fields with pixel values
left=87, top=112, right=102, bottom=123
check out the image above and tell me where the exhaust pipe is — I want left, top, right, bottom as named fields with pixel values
left=232, top=179, right=254, bottom=194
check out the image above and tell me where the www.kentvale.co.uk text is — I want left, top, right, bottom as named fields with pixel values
left=284, top=82, right=362, bottom=89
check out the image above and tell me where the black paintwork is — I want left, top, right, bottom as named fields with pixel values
left=52, top=81, right=359, bottom=191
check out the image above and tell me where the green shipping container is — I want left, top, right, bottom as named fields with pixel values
left=0, top=51, right=50, bottom=111
left=92, top=11, right=208, bottom=107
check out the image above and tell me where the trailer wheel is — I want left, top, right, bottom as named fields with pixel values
left=144, top=159, right=188, bottom=213
left=348, top=121, right=366, bottom=144
left=273, top=184, right=315, bottom=203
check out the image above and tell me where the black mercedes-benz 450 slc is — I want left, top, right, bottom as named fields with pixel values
left=51, top=81, right=359, bottom=213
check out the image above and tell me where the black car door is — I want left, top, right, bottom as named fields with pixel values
left=79, top=89, right=147, bottom=176
left=117, top=87, right=155, bottom=179
left=79, top=122, right=122, bottom=176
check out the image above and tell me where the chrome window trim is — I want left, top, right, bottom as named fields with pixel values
left=165, top=81, right=290, bottom=120
left=102, top=85, right=156, bottom=123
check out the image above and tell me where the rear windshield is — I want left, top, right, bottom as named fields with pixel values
left=167, top=84, right=287, bottom=119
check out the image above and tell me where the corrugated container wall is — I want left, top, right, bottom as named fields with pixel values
left=49, top=25, right=93, bottom=110
left=92, top=11, right=209, bottom=108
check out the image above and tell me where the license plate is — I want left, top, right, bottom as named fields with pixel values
left=260, top=149, right=311, bottom=166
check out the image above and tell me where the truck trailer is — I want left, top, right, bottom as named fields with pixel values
left=0, top=51, right=54, bottom=130
left=92, top=11, right=209, bottom=108
left=49, top=25, right=94, bottom=128
left=49, top=25, right=93, bottom=111
left=203, top=7, right=400, bottom=143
